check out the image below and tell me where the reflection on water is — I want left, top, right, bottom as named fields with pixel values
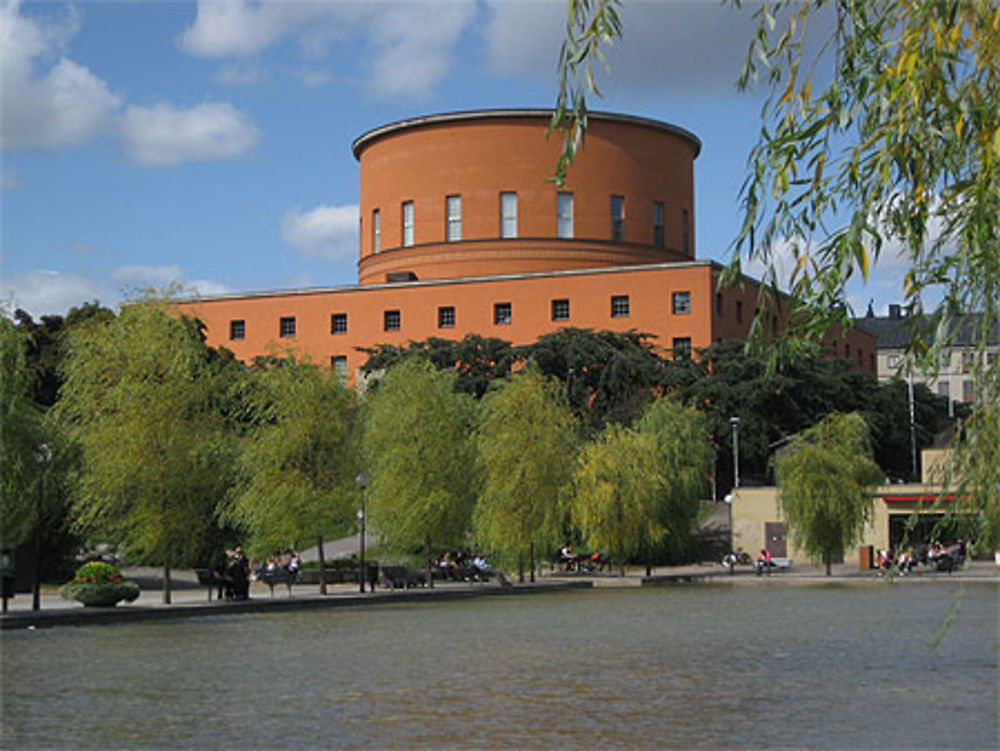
left=2, top=583, right=997, bottom=749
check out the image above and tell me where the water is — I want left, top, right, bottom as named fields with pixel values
left=2, top=583, right=997, bottom=749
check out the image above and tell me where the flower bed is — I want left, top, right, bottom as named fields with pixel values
left=59, top=561, right=140, bottom=607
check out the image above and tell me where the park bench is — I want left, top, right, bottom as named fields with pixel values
left=257, top=568, right=299, bottom=597
left=380, top=565, right=426, bottom=589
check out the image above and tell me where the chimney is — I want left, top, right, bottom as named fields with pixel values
left=888, top=304, right=902, bottom=319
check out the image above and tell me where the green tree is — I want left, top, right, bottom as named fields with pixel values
left=572, top=423, right=662, bottom=575
left=474, top=367, right=578, bottom=579
left=360, top=335, right=515, bottom=399
left=553, top=0, right=1000, bottom=547
left=57, top=300, right=230, bottom=603
left=224, top=355, right=359, bottom=595
left=519, top=327, right=666, bottom=431
left=775, top=412, right=884, bottom=575
left=636, top=396, right=712, bottom=566
left=363, top=357, right=478, bottom=586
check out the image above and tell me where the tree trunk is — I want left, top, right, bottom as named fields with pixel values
left=518, top=551, right=524, bottom=584
left=317, top=533, right=327, bottom=595
left=824, top=551, right=832, bottom=576
left=425, top=535, right=433, bottom=589
left=529, top=541, right=535, bottom=583
left=162, top=559, right=172, bottom=605
left=31, top=521, right=41, bottom=611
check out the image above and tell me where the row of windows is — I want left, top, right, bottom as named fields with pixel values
left=229, top=292, right=696, bottom=342
left=371, top=194, right=689, bottom=252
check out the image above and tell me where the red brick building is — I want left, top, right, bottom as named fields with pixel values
left=177, top=110, right=875, bottom=380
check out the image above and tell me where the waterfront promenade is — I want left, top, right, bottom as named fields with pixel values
left=2, top=558, right=995, bottom=630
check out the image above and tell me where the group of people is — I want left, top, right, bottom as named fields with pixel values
left=251, top=549, right=301, bottom=580
left=433, top=550, right=506, bottom=583
left=209, top=546, right=303, bottom=600
left=557, top=545, right=611, bottom=572
left=210, top=546, right=250, bottom=600
left=877, top=540, right=966, bottom=575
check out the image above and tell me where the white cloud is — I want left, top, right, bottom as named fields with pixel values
left=178, top=0, right=477, bottom=99
left=121, top=102, right=259, bottom=167
left=483, top=1, right=836, bottom=101
left=215, top=60, right=266, bottom=86
left=281, top=203, right=358, bottom=260
left=364, top=2, right=476, bottom=99
left=2, top=269, right=109, bottom=317
left=0, top=2, right=122, bottom=149
left=2, top=265, right=234, bottom=317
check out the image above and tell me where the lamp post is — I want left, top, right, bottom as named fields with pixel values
left=355, top=473, right=369, bottom=593
left=730, top=416, right=741, bottom=490
left=724, top=494, right=735, bottom=559
left=33, top=444, right=52, bottom=611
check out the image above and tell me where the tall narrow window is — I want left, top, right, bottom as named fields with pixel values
left=611, top=295, right=630, bottom=318
left=229, top=319, right=245, bottom=340
left=500, top=192, right=517, bottom=238
left=557, top=192, right=574, bottom=239
left=280, top=316, right=296, bottom=338
left=673, top=337, right=692, bottom=360
left=672, top=290, right=691, bottom=315
left=494, top=302, right=512, bottom=325
left=653, top=201, right=665, bottom=248
left=682, top=208, right=691, bottom=254
left=331, top=313, right=347, bottom=334
left=611, top=195, right=625, bottom=241
left=446, top=195, right=462, bottom=242
left=331, top=356, right=347, bottom=383
left=715, top=292, right=724, bottom=316
left=384, top=310, right=401, bottom=332
left=372, top=209, right=381, bottom=252
left=402, top=201, right=414, bottom=247
left=736, top=300, right=744, bottom=324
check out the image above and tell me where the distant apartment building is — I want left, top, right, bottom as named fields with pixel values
left=177, top=109, right=875, bottom=380
left=853, top=305, right=999, bottom=409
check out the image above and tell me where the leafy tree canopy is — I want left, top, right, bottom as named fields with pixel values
left=776, top=412, right=884, bottom=574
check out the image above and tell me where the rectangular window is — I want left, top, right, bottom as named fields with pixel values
left=715, top=292, right=724, bottom=317
left=402, top=201, right=414, bottom=247
left=438, top=305, right=455, bottom=329
left=963, top=379, right=974, bottom=401
left=682, top=208, right=691, bottom=254
left=372, top=209, right=381, bottom=252
left=551, top=298, right=570, bottom=321
left=672, top=290, right=691, bottom=315
left=888, top=354, right=901, bottom=369
left=610, top=195, right=625, bottom=241
left=673, top=337, right=692, bottom=360
left=331, top=355, right=347, bottom=383
left=653, top=201, right=665, bottom=248
left=500, top=192, right=517, bottom=238
left=494, top=302, right=512, bottom=325
left=229, top=319, right=245, bottom=340
left=279, top=316, right=296, bottom=338
left=938, top=381, right=950, bottom=399
left=611, top=295, right=630, bottom=318
left=962, top=350, right=975, bottom=373
left=384, top=310, right=401, bottom=332
left=557, top=192, right=574, bottom=239
left=446, top=195, right=462, bottom=242
left=331, top=313, right=347, bottom=334
left=736, top=300, right=744, bottom=324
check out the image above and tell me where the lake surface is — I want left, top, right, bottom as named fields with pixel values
left=2, top=582, right=997, bottom=749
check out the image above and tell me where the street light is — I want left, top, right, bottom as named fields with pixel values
left=33, top=444, right=52, bottom=611
left=730, top=416, right=741, bottom=490
left=355, top=473, right=369, bottom=593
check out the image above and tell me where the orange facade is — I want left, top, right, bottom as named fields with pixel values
left=176, top=110, right=876, bottom=380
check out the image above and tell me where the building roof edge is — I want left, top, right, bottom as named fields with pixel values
left=351, top=108, right=702, bottom=160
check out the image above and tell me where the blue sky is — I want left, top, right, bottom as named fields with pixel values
left=2, top=0, right=906, bottom=319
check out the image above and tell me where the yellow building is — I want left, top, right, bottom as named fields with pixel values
left=730, top=448, right=964, bottom=567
